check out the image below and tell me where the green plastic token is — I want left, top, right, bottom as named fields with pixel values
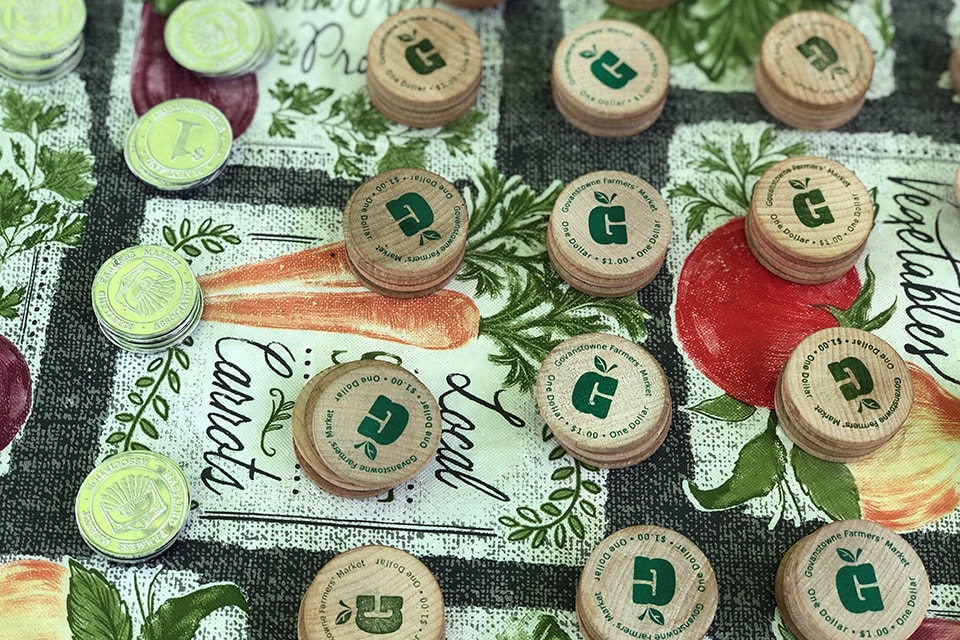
left=124, top=98, right=232, bottom=190
left=75, top=450, right=191, bottom=562
left=164, top=0, right=265, bottom=77
left=0, top=0, right=86, bottom=58
left=92, top=245, right=200, bottom=347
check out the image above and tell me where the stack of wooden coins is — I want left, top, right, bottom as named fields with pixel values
left=776, top=327, right=914, bottom=462
left=578, top=525, right=718, bottom=640
left=91, top=245, right=203, bottom=353
left=124, top=98, right=233, bottom=191
left=745, top=156, right=873, bottom=284
left=536, top=333, right=671, bottom=468
left=300, top=545, right=445, bottom=640
left=546, top=171, right=671, bottom=297
left=75, top=450, right=191, bottom=563
left=0, top=0, right=86, bottom=82
left=366, top=8, right=482, bottom=128
left=776, top=519, right=929, bottom=640
left=342, top=169, right=468, bottom=298
left=292, top=360, right=442, bottom=498
left=552, top=20, right=669, bottom=137
left=164, top=0, right=276, bottom=78
left=755, top=11, right=874, bottom=130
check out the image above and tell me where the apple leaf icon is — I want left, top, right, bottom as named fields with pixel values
left=837, top=548, right=862, bottom=563
left=594, top=191, right=617, bottom=204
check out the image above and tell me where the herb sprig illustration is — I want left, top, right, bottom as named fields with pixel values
left=268, top=81, right=485, bottom=178
left=499, top=423, right=601, bottom=549
left=0, top=88, right=95, bottom=318
left=602, top=0, right=878, bottom=82
left=162, top=217, right=241, bottom=263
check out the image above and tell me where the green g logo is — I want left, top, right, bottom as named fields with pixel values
left=588, top=192, right=627, bottom=245
left=355, top=595, right=404, bottom=634
left=386, top=192, right=435, bottom=237
left=796, top=36, right=839, bottom=72
left=571, top=356, right=618, bottom=419
left=792, top=188, right=835, bottom=228
left=405, top=39, right=446, bottom=75
left=828, top=357, right=880, bottom=413
left=590, top=50, right=638, bottom=90
left=357, top=395, right=409, bottom=462
left=835, top=548, right=884, bottom=614
left=633, top=556, right=676, bottom=607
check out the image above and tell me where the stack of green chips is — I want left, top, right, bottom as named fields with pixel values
left=164, top=0, right=275, bottom=78
left=75, top=450, right=191, bottom=563
left=123, top=98, right=233, bottom=191
left=91, top=245, right=204, bottom=353
left=0, top=0, right=87, bottom=82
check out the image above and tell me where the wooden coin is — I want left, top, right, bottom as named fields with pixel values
left=342, top=168, right=468, bottom=296
left=776, top=520, right=929, bottom=640
left=578, top=525, right=717, bottom=640
left=546, top=170, right=671, bottom=295
left=778, top=327, right=913, bottom=461
left=301, top=545, right=445, bottom=640
left=552, top=20, right=669, bottom=137
left=366, top=7, right=482, bottom=125
left=757, top=11, right=873, bottom=129
left=536, top=333, right=671, bottom=467
left=310, top=360, right=441, bottom=492
left=748, top=156, right=871, bottom=282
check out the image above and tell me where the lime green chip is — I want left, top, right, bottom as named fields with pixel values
left=92, top=244, right=199, bottom=340
left=75, top=450, right=191, bottom=562
left=164, top=0, right=264, bottom=77
left=125, top=98, right=232, bottom=189
left=0, top=0, right=86, bottom=58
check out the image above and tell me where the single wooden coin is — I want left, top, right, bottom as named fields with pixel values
left=552, top=20, right=669, bottom=136
left=536, top=333, right=671, bottom=467
left=342, top=168, right=468, bottom=295
left=547, top=170, right=671, bottom=294
left=758, top=11, right=873, bottom=124
left=578, top=525, right=718, bottom=640
left=310, top=360, right=441, bottom=492
left=301, top=545, right=445, bottom=640
left=776, top=520, right=929, bottom=640
left=779, top=327, right=913, bottom=461
left=366, top=8, right=482, bottom=117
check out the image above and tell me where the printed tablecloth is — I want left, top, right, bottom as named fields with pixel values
left=0, top=0, right=958, bottom=638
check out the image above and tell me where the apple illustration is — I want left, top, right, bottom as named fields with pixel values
left=588, top=192, right=628, bottom=245
left=834, top=548, right=884, bottom=614
left=572, top=356, right=618, bottom=419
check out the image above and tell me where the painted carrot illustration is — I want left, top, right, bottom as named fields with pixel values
left=197, top=240, right=360, bottom=294
left=202, top=290, right=480, bottom=350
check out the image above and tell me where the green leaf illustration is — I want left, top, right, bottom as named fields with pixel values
left=647, top=608, right=665, bottom=626
left=336, top=609, right=352, bottom=625
left=790, top=446, right=861, bottom=521
left=688, top=393, right=756, bottom=422
left=595, top=191, right=611, bottom=204
left=67, top=558, right=133, bottom=640
left=688, top=413, right=786, bottom=510
left=139, top=583, right=248, bottom=640
left=0, top=88, right=94, bottom=265
left=824, top=258, right=895, bottom=332
left=268, top=82, right=484, bottom=177
left=0, top=284, right=25, bottom=319
left=260, top=388, right=295, bottom=457
left=837, top=548, right=859, bottom=564
left=364, top=441, right=377, bottom=461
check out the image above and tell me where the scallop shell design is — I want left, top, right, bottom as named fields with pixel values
left=116, top=263, right=178, bottom=318
left=99, top=473, right=166, bottom=535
